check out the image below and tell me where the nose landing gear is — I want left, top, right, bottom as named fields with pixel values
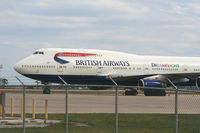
left=42, top=82, right=51, bottom=94
left=43, top=86, right=51, bottom=94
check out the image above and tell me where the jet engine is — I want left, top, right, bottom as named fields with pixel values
left=196, top=78, right=200, bottom=89
left=138, top=79, right=166, bottom=96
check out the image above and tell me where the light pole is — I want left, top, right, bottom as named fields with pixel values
left=0, top=65, right=2, bottom=78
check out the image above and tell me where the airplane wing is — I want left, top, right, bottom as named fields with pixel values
left=108, top=72, right=200, bottom=86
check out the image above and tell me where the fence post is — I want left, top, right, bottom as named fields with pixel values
left=0, top=104, right=2, bottom=116
left=16, top=77, right=26, bottom=133
left=108, top=76, right=119, bottom=133
left=32, top=98, right=36, bottom=119
left=10, top=97, right=14, bottom=117
left=167, top=78, right=179, bottom=133
left=175, top=88, right=178, bottom=133
left=65, top=86, right=69, bottom=133
left=58, top=76, right=69, bottom=133
left=0, top=91, right=6, bottom=119
left=115, top=86, right=119, bottom=133
left=21, top=98, right=23, bottom=120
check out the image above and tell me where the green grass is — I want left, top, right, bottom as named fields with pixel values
left=1, top=114, right=200, bottom=133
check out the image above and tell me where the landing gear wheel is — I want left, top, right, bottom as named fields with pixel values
left=125, top=89, right=138, bottom=96
left=143, top=89, right=166, bottom=96
left=43, top=87, right=51, bottom=94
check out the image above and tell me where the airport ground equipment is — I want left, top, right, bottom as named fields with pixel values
left=0, top=90, right=5, bottom=119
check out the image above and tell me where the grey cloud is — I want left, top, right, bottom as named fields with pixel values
left=1, top=0, right=200, bottom=76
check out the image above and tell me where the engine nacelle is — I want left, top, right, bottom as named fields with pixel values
left=138, top=79, right=167, bottom=88
left=138, top=79, right=167, bottom=96
left=196, top=78, right=200, bottom=89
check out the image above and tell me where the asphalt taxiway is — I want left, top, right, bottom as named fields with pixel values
left=4, top=93, right=200, bottom=114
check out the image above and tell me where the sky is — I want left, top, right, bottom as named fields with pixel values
left=0, top=0, right=200, bottom=82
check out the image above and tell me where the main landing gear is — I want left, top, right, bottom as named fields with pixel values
left=124, top=89, right=138, bottom=96
left=143, top=89, right=166, bottom=96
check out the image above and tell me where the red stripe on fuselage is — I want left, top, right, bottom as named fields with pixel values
left=55, top=52, right=96, bottom=57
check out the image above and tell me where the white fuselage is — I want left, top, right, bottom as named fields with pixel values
left=14, top=48, right=200, bottom=85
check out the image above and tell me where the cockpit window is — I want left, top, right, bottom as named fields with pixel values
left=33, top=51, right=44, bottom=55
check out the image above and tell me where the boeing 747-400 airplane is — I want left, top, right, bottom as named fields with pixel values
left=14, top=48, right=200, bottom=96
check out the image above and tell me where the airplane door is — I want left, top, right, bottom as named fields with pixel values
left=57, top=65, right=64, bottom=75
left=143, top=64, right=149, bottom=74
left=182, top=65, right=188, bottom=72
left=35, top=69, right=39, bottom=74
left=35, top=66, right=39, bottom=74
left=97, top=66, right=103, bottom=74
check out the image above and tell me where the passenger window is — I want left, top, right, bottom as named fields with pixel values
left=33, top=51, right=44, bottom=55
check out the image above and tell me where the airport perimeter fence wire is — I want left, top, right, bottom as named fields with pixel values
left=0, top=76, right=40, bottom=85
left=2, top=81, right=200, bottom=133
left=117, top=88, right=176, bottom=133
left=0, top=85, right=119, bottom=133
left=115, top=86, right=200, bottom=133
left=177, top=90, right=200, bottom=133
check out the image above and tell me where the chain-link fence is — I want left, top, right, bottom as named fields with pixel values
left=0, top=77, right=200, bottom=133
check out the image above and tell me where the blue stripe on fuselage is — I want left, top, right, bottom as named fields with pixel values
left=23, top=74, right=111, bottom=84
left=22, top=74, right=138, bottom=85
left=22, top=74, right=197, bottom=87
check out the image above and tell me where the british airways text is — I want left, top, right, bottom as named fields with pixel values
left=76, top=60, right=130, bottom=67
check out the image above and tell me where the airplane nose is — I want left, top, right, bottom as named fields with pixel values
left=14, top=62, right=21, bottom=73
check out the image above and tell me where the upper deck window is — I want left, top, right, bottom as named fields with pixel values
left=33, top=51, right=44, bottom=55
